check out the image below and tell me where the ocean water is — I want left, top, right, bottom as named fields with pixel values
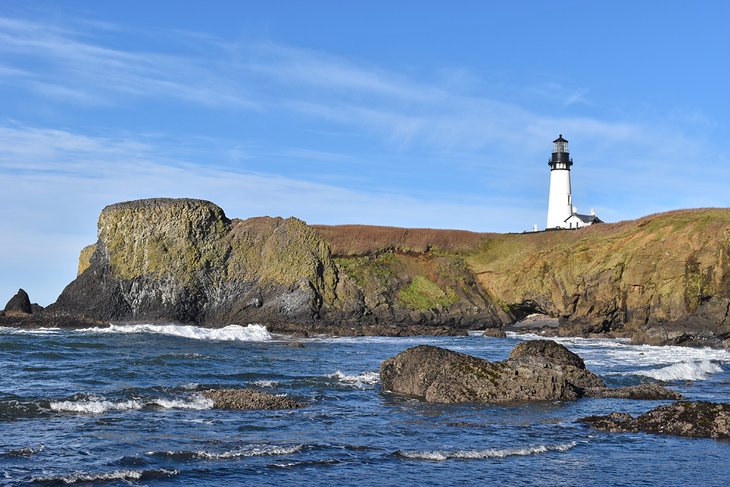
left=1, top=325, right=730, bottom=486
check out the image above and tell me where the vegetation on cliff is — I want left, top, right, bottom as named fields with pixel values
left=317, top=208, right=730, bottom=345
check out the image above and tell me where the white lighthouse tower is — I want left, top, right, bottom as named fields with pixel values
left=545, top=134, right=602, bottom=229
left=546, top=134, right=575, bottom=229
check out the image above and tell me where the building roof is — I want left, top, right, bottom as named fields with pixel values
left=565, top=213, right=603, bottom=224
left=553, top=134, right=568, bottom=143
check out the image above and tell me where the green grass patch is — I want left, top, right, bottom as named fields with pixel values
left=397, top=275, right=457, bottom=310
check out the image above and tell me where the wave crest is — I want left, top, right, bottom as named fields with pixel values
left=329, top=370, right=380, bottom=389
left=396, top=442, right=577, bottom=461
left=49, top=394, right=213, bottom=414
left=80, top=323, right=272, bottom=341
left=630, top=360, right=724, bottom=381
left=150, top=444, right=303, bottom=460
left=32, top=469, right=178, bottom=484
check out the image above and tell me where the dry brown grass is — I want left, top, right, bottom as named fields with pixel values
left=312, top=224, right=494, bottom=256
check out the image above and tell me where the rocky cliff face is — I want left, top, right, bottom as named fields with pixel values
left=466, top=209, right=730, bottom=346
left=47, top=198, right=505, bottom=331
left=39, top=199, right=730, bottom=345
left=49, top=198, right=355, bottom=325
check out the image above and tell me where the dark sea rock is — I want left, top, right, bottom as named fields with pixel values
left=482, top=327, right=507, bottom=338
left=4, top=289, right=32, bottom=316
left=584, top=383, right=683, bottom=400
left=380, top=340, right=607, bottom=404
left=580, top=401, right=730, bottom=438
left=507, top=339, right=605, bottom=390
left=202, top=389, right=305, bottom=410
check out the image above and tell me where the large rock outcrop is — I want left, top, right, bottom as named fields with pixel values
left=382, top=341, right=601, bottom=403
left=3, top=289, right=32, bottom=316
left=580, top=401, right=730, bottom=438
left=380, top=340, right=681, bottom=404
left=47, top=199, right=356, bottom=326
left=45, top=198, right=506, bottom=330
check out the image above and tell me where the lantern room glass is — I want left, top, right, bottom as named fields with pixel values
left=553, top=139, right=568, bottom=153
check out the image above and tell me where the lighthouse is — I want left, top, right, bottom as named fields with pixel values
left=546, top=134, right=574, bottom=228
left=545, top=134, right=602, bottom=229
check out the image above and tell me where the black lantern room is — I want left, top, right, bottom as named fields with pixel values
left=548, top=134, right=573, bottom=170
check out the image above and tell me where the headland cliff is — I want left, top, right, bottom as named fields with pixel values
left=4, top=198, right=730, bottom=347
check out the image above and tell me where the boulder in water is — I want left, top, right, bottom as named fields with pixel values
left=380, top=340, right=605, bottom=403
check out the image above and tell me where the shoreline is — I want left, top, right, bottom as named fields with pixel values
left=2, top=312, right=729, bottom=350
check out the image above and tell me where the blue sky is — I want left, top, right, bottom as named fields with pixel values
left=2, top=1, right=730, bottom=305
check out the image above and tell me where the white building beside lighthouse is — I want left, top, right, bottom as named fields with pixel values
left=546, top=134, right=602, bottom=229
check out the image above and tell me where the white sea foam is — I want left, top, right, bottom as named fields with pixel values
left=151, top=396, right=214, bottom=410
left=397, top=442, right=576, bottom=461
left=50, top=394, right=213, bottom=413
left=32, top=469, right=178, bottom=484
left=3, top=445, right=44, bottom=457
left=79, top=323, right=272, bottom=341
left=50, top=399, right=144, bottom=414
left=629, top=360, right=724, bottom=381
left=0, top=327, right=62, bottom=335
left=253, top=380, right=278, bottom=388
left=196, top=444, right=303, bottom=459
left=329, top=370, right=380, bottom=389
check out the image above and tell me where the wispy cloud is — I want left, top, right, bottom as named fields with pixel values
left=0, top=16, right=257, bottom=108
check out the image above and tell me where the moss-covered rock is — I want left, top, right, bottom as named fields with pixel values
left=50, top=198, right=348, bottom=325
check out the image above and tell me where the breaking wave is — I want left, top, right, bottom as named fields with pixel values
left=149, top=444, right=303, bottom=461
left=329, top=370, right=380, bottom=389
left=32, top=468, right=178, bottom=484
left=628, top=360, right=724, bottom=382
left=79, top=323, right=272, bottom=341
left=49, top=394, right=213, bottom=414
left=396, top=442, right=577, bottom=461
left=2, top=445, right=44, bottom=457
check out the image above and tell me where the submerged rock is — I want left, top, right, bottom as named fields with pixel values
left=381, top=339, right=681, bottom=404
left=584, top=383, right=683, bottom=400
left=4, top=289, right=32, bottom=316
left=580, top=401, right=730, bottom=438
left=202, top=388, right=305, bottom=410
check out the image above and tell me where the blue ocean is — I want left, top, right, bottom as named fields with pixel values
left=1, top=325, right=729, bottom=486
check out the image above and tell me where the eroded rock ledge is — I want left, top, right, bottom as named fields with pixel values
left=579, top=401, right=730, bottom=438
left=201, top=389, right=305, bottom=410
left=380, top=340, right=681, bottom=404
